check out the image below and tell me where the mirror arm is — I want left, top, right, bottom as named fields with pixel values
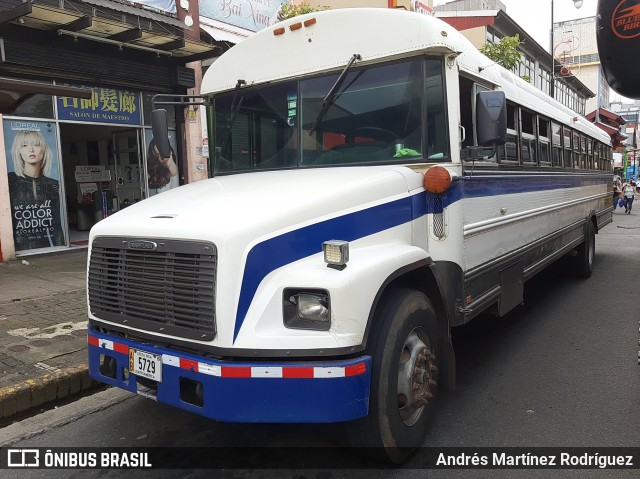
left=461, top=144, right=497, bottom=161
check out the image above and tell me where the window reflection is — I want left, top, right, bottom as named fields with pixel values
left=212, top=58, right=449, bottom=174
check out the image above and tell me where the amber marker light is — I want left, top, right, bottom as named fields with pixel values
left=423, top=165, right=453, bottom=194
left=290, top=22, right=303, bottom=31
left=304, top=18, right=317, bottom=27
left=273, top=27, right=285, bottom=35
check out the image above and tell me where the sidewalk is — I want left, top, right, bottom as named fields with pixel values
left=0, top=248, right=96, bottom=422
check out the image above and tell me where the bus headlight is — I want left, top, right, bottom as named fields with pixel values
left=283, top=288, right=331, bottom=330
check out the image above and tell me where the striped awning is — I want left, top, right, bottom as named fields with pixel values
left=200, top=18, right=252, bottom=45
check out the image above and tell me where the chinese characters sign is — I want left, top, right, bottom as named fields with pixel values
left=57, top=87, right=142, bottom=125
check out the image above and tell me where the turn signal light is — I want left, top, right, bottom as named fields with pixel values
left=423, top=166, right=453, bottom=194
left=273, top=27, right=285, bottom=36
left=290, top=22, right=302, bottom=31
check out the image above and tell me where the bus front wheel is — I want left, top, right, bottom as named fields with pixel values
left=348, top=288, right=440, bottom=464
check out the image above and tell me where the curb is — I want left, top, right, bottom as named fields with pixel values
left=0, top=364, right=100, bottom=420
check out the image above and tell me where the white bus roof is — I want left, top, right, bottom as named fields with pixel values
left=201, top=8, right=610, bottom=145
left=201, top=8, right=463, bottom=94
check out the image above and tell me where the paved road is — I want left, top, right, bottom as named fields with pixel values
left=2, top=210, right=640, bottom=478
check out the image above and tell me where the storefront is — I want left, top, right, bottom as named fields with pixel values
left=3, top=88, right=181, bottom=253
left=0, top=0, right=218, bottom=260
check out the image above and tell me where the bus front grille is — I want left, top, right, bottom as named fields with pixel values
left=88, top=237, right=217, bottom=341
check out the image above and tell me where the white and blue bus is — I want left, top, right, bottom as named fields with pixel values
left=86, top=8, right=613, bottom=463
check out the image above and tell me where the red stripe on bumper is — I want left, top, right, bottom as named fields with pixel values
left=221, top=367, right=251, bottom=378
left=87, top=335, right=99, bottom=347
left=180, top=358, right=199, bottom=372
left=282, top=367, right=314, bottom=378
left=345, top=363, right=367, bottom=376
left=113, top=343, right=129, bottom=354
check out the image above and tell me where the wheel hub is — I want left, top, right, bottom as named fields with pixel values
left=397, top=328, right=437, bottom=426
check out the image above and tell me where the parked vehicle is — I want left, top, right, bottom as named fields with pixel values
left=87, top=9, right=612, bottom=463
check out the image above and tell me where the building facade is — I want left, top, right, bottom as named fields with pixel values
left=434, top=0, right=594, bottom=116
left=610, top=101, right=640, bottom=178
left=0, top=0, right=219, bottom=261
left=553, top=16, right=609, bottom=114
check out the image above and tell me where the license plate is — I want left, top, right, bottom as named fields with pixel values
left=129, top=349, right=162, bottom=382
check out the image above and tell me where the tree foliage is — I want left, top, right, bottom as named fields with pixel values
left=277, top=2, right=330, bottom=21
left=479, top=34, right=523, bottom=72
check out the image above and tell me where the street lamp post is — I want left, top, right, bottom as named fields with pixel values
left=550, top=0, right=583, bottom=100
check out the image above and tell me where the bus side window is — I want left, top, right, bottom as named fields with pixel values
left=563, top=126, right=572, bottom=168
left=573, top=130, right=581, bottom=169
left=504, top=102, right=518, bottom=163
left=552, top=122, right=563, bottom=167
left=521, top=108, right=536, bottom=165
left=538, top=116, right=551, bottom=165
left=458, top=76, right=474, bottom=149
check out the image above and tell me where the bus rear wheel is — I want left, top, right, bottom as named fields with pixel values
left=573, top=220, right=595, bottom=278
left=348, top=288, right=439, bottom=464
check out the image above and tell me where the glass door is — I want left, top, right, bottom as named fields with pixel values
left=112, top=129, right=143, bottom=210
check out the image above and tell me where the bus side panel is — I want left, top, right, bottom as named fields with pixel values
left=457, top=172, right=608, bottom=321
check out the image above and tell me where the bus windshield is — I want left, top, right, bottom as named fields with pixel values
left=211, top=57, right=448, bottom=174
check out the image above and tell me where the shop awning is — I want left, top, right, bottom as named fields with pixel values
left=0, top=0, right=218, bottom=61
left=200, top=18, right=252, bottom=45
left=592, top=120, right=628, bottom=149
left=0, top=77, right=92, bottom=114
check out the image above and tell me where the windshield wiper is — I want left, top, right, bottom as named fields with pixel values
left=220, top=79, right=246, bottom=153
left=309, top=53, right=361, bottom=135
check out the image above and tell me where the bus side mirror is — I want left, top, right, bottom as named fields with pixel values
left=476, top=91, right=507, bottom=147
left=596, top=0, right=640, bottom=99
left=151, top=109, right=172, bottom=158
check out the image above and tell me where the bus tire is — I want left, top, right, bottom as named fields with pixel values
left=348, top=288, right=439, bottom=464
left=574, top=220, right=595, bottom=278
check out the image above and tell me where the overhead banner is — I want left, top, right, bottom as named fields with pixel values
left=134, top=0, right=176, bottom=14
left=3, top=120, right=66, bottom=251
left=199, top=0, right=287, bottom=32
left=57, top=86, right=142, bottom=125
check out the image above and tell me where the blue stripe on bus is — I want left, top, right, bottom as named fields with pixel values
left=460, top=174, right=607, bottom=197
left=233, top=173, right=606, bottom=341
left=234, top=194, right=418, bottom=341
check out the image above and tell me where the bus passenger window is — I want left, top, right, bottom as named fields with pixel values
left=538, top=117, right=550, bottom=165
left=563, top=127, right=572, bottom=168
left=521, top=109, right=536, bottom=164
left=552, top=122, right=563, bottom=167
left=505, top=102, right=518, bottom=162
left=573, top=131, right=581, bottom=168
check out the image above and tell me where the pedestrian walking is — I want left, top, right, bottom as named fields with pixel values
left=623, top=181, right=636, bottom=214
left=613, top=179, right=622, bottom=211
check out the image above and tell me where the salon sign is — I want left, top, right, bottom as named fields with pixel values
left=57, top=86, right=142, bottom=125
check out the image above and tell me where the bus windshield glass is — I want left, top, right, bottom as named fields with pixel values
left=212, top=57, right=448, bottom=173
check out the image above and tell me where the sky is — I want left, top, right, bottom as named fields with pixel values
left=431, top=0, right=636, bottom=101
left=433, top=0, right=597, bottom=51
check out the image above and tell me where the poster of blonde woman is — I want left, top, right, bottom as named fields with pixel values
left=3, top=120, right=65, bottom=251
